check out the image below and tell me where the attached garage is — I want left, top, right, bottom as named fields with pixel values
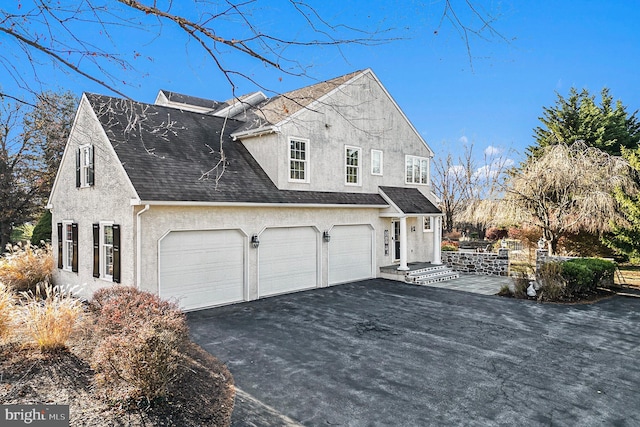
left=328, top=224, right=374, bottom=285
left=258, top=227, right=319, bottom=297
left=159, top=229, right=245, bottom=310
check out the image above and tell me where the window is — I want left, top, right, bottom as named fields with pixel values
left=76, top=145, right=94, bottom=187
left=57, top=221, right=78, bottom=272
left=405, top=155, right=430, bottom=185
left=371, top=149, right=383, bottom=175
left=93, top=222, right=120, bottom=282
left=289, top=137, right=309, bottom=182
left=345, top=146, right=362, bottom=185
left=423, top=217, right=433, bottom=232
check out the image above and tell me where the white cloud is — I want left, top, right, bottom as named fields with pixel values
left=484, top=145, right=501, bottom=156
left=447, top=164, right=465, bottom=178
left=459, top=136, right=468, bottom=144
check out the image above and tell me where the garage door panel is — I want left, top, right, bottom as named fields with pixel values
left=160, top=229, right=244, bottom=310
left=329, top=225, right=373, bottom=285
left=259, top=227, right=318, bottom=297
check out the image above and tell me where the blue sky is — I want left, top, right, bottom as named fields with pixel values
left=3, top=1, right=640, bottom=162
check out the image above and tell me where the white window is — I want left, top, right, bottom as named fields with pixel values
left=62, top=221, right=74, bottom=270
left=345, top=146, right=362, bottom=185
left=78, top=144, right=94, bottom=187
left=101, top=223, right=114, bottom=280
left=405, top=155, right=430, bottom=185
left=289, top=137, right=309, bottom=182
left=371, top=149, right=383, bottom=175
left=423, top=217, right=433, bottom=232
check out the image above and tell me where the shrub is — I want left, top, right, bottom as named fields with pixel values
left=441, top=244, right=459, bottom=252
left=0, top=242, right=54, bottom=293
left=564, top=258, right=616, bottom=288
left=497, top=284, right=512, bottom=297
left=0, top=283, right=15, bottom=341
left=560, top=261, right=595, bottom=295
left=19, top=283, right=82, bottom=351
left=485, top=227, right=508, bottom=241
left=444, top=231, right=461, bottom=241
left=31, top=210, right=52, bottom=245
left=511, top=273, right=530, bottom=299
left=91, top=286, right=189, bottom=405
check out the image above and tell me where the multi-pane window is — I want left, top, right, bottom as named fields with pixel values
left=405, top=155, right=430, bottom=185
left=345, top=146, right=361, bottom=185
left=64, top=223, right=74, bottom=269
left=423, top=217, right=433, bottom=232
left=93, top=222, right=120, bottom=283
left=76, top=144, right=94, bottom=187
left=102, top=225, right=114, bottom=279
left=289, top=138, right=308, bottom=182
left=371, top=149, right=383, bottom=175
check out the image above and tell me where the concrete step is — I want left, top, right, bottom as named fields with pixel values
left=406, top=265, right=455, bottom=282
left=414, top=272, right=460, bottom=286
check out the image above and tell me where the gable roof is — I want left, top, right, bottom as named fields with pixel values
left=85, top=93, right=386, bottom=206
left=379, top=186, right=441, bottom=215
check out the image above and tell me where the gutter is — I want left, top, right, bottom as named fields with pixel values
left=136, top=204, right=150, bottom=288
left=231, top=125, right=279, bottom=140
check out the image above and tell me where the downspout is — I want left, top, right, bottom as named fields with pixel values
left=136, top=204, right=150, bottom=288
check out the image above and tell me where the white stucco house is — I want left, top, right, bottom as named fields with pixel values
left=48, top=69, right=445, bottom=310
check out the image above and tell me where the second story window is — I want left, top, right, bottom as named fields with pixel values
left=76, top=144, right=94, bottom=188
left=405, top=155, right=429, bottom=185
left=371, top=149, right=383, bottom=175
left=345, top=146, right=362, bottom=185
left=289, top=137, right=309, bottom=182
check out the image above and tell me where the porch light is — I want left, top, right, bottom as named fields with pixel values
left=323, top=231, right=331, bottom=242
left=251, top=234, right=260, bottom=248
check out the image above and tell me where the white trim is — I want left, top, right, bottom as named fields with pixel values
left=133, top=200, right=388, bottom=208
left=213, top=91, right=267, bottom=118
left=371, top=149, right=383, bottom=176
left=231, top=125, right=279, bottom=140
left=288, top=136, right=310, bottom=183
left=136, top=204, right=150, bottom=288
left=405, top=155, right=430, bottom=186
left=423, top=216, right=434, bottom=232
left=78, top=144, right=92, bottom=188
left=344, top=145, right=362, bottom=186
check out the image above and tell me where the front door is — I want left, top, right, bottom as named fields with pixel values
left=392, top=220, right=401, bottom=261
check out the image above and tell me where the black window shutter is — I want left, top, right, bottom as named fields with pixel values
left=71, top=223, right=79, bottom=273
left=88, top=146, right=95, bottom=186
left=75, top=148, right=81, bottom=188
left=93, top=224, right=100, bottom=278
left=57, top=223, right=63, bottom=269
left=112, top=224, right=121, bottom=283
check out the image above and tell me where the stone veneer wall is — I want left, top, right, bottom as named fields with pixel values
left=443, top=248, right=510, bottom=276
left=535, top=249, right=578, bottom=274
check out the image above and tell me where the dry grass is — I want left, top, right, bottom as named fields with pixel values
left=0, top=242, right=54, bottom=292
left=0, top=282, right=15, bottom=340
left=617, top=266, right=640, bottom=287
left=18, top=283, right=83, bottom=351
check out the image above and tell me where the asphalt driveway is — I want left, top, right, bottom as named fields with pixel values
left=187, top=279, right=640, bottom=426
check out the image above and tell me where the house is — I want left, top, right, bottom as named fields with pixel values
left=48, top=69, right=444, bottom=311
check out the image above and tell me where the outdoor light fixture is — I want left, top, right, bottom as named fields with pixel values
left=323, top=231, right=331, bottom=242
left=251, top=234, right=260, bottom=248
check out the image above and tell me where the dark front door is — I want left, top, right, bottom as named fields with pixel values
left=393, top=220, right=401, bottom=261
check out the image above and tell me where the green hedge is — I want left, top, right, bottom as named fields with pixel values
left=538, top=257, right=616, bottom=301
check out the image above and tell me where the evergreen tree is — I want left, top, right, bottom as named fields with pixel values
left=603, top=147, right=640, bottom=262
left=530, top=88, right=640, bottom=157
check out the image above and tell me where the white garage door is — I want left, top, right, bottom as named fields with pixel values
left=329, top=225, right=374, bottom=285
left=159, top=229, right=244, bottom=310
left=259, top=227, right=318, bottom=297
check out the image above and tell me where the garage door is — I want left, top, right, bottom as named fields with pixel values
left=329, top=225, right=373, bottom=285
left=259, top=227, right=318, bottom=297
left=159, top=229, right=244, bottom=310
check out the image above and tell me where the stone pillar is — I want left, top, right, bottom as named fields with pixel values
left=433, top=216, right=442, bottom=265
left=535, top=249, right=549, bottom=275
left=397, top=216, right=409, bottom=271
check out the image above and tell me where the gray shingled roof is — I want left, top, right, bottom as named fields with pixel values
left=379, top=186, right=441, bottom=214
left=86, top=93, right=386, bottom=206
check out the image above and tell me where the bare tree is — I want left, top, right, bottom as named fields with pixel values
left=486, top=142, right=637, bottom=254
left=432, top=142, right=512, bottom=232
left=1, top=1, right=507, bottom=104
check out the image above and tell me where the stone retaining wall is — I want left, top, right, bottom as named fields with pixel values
left=443, top=248, right=510, bottom=276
